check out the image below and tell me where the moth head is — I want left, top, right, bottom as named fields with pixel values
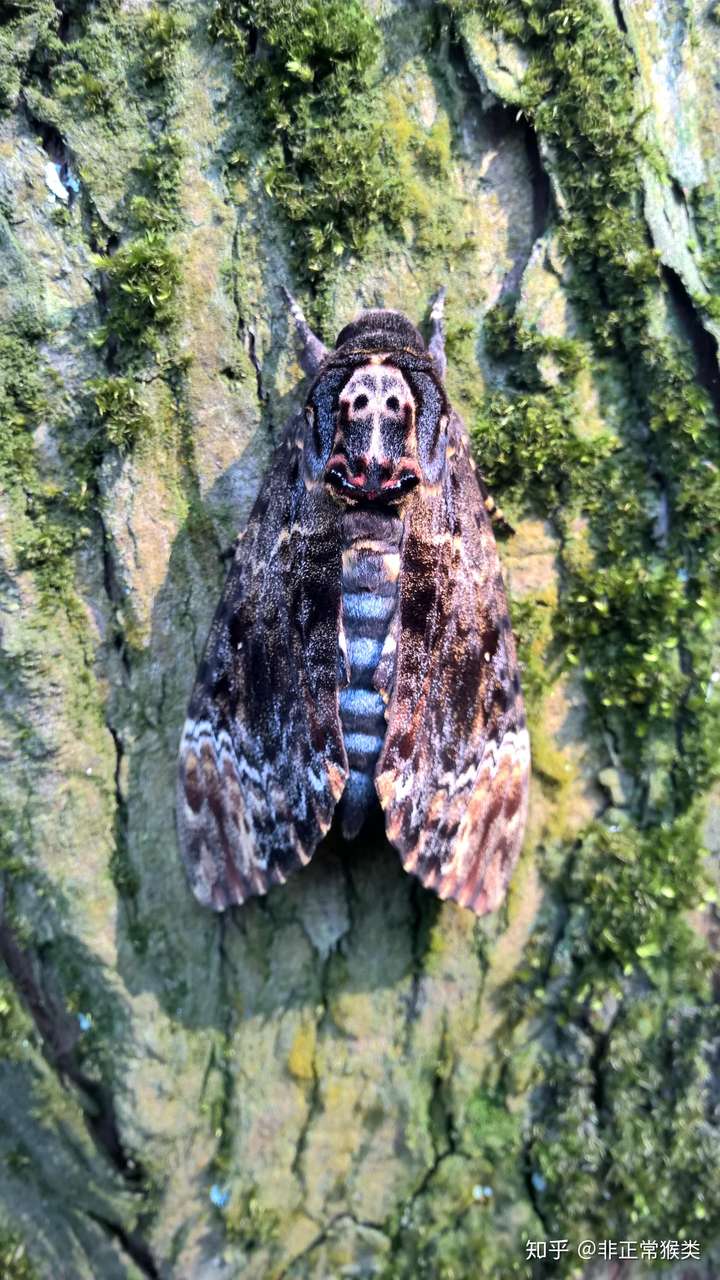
left=303, top=310, right=449, bottom=501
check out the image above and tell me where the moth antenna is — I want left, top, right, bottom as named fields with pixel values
left=428, top=286, right=447, bottom=380
left=281, top=286, right=329, bottom=375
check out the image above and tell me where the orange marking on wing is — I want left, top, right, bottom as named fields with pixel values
left=326, top=761, right=347, bottom=802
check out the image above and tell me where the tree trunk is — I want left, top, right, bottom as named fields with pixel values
left=1, top=1, right=719, bottom=1276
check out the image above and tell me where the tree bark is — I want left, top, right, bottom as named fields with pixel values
left=1, top=1, right=719, bottom=1277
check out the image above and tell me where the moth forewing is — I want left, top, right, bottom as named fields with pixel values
left=176, top=431, right=347, bottom=911
left=376, top=409, right=530, bottom=914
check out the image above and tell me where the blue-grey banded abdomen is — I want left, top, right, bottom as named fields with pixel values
left=337, top=510, right=402, bottom=838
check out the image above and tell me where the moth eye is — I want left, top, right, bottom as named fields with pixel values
left=353, top=394, right=368, bottom=410
left=386, top=395, right=400, bottom=412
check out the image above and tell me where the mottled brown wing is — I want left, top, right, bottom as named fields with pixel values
left=376, top=410, right=530, bottom=915
left=177, top=421, right=347, bottom=910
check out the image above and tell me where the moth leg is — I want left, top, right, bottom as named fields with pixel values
left=338, top=617, right=351, bottom=685
left=428, top=286, right=447, bottom=381
left=373, top=611, right=399, bottom=707
left=282, top=285, right=329, bottom=376
left=218, top=535, right=240, bottom=564
left=477, top=476, right=516, bottom=537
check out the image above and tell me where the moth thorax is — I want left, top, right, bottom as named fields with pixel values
left=324, top=361, right=421, bottom=503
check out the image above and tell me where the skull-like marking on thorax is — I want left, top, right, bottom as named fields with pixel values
left=324, top=361, right=422, bottom=503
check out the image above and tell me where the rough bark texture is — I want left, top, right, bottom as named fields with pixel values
left=1, top=1, right=720, bottom=1277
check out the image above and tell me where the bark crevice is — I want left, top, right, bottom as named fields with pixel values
left=0, top=912, right=161, bottom=1277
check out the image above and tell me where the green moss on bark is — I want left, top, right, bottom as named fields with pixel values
left=93, top=231, right=182, bottom=355
left=209, top=0, right=407, bottom=279
left=0, top=1227, right=38, bottom=1280
left=88, top=375, right=152, bottom=452
left=430, top=0, right=720, bottom=1268
left=0, top=301, right=90, bottom=603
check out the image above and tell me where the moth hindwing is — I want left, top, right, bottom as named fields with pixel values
left=177, top=292, right=530, bottom=913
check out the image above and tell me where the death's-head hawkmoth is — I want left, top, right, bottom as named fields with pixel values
left=177, top=290, right=530, bottom=914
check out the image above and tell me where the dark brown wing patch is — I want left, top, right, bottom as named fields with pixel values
left=376, top=410, right=530, bottom=915
left=177, top=423, right=348, bottom=910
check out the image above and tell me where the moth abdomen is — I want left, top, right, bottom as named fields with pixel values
left=342, top=590, right=395, bottom=636
left=347, top=635, right=385, bottom=679
left=339, top=685, right=386, bottom=731
left=337, top=509, right=403, bottom=839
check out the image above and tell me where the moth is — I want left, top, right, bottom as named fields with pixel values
left=177, top=290, right=530, bottom=914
